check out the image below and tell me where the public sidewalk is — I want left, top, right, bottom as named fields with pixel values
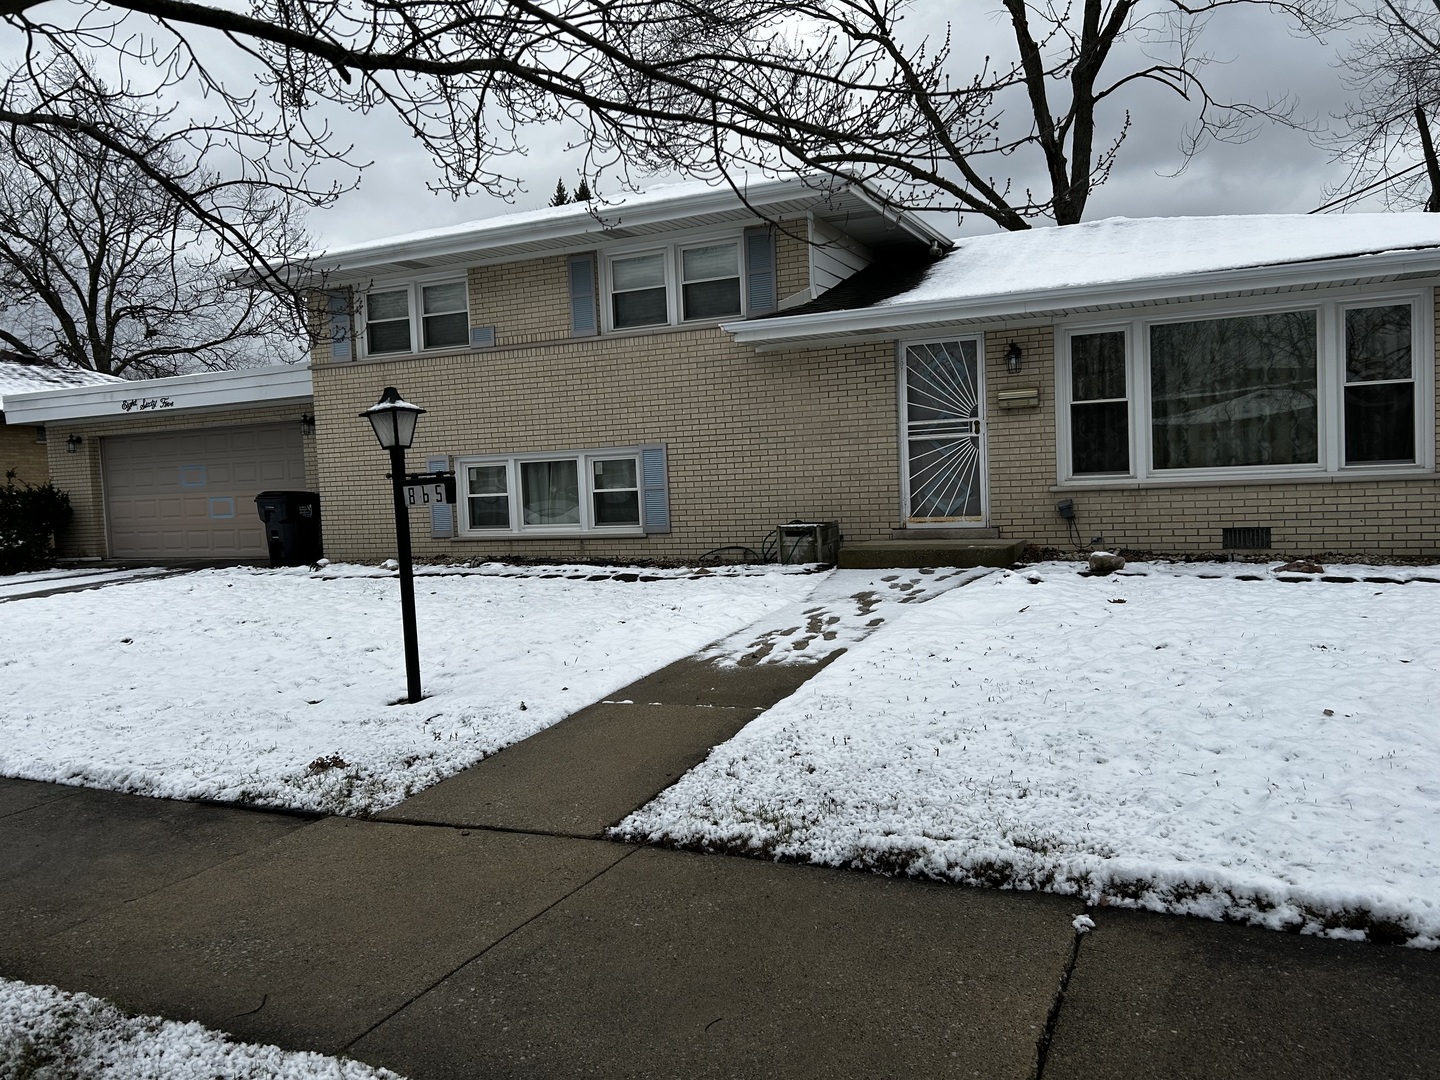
left=3, top=643, right=1439, bottom=1078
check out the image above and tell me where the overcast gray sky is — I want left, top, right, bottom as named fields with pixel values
left=302, top=2, right=1375, bottom=251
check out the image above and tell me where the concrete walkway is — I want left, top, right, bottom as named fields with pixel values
left=4, top=642, right=1440, bottom=1078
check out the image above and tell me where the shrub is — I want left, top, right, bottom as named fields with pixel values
left=0, top=471, right=73, bottom=574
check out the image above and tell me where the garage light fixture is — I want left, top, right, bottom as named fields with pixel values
left=65, top=434, right=83, bottom=454
left=300, top=413, right=315, bottom=437
left=360, top=386, right=427, bottom=703
left=1005, top=342, right=1023, bottom=375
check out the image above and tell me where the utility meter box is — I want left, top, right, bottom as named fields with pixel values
left=774, top=521, right=842, bottom=565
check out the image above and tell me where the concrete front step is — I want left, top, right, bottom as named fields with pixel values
left=838, top=538, right=1026, bottom=569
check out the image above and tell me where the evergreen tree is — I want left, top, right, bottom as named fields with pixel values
left=573, top=177, right=592, bottom=202
left=548, top=178, right=571, bottom=206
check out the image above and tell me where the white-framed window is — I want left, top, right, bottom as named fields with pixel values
left=679, top=241, right=742, bottom=321
left=457, top=448, right=645, bottom=537
left=610, top=251, right=669, bottom=329
left=1057, top=289, right=1434, bottom=484
left=602, top=236, right=746, bottom=331
left=361, top=278, right=470, bottom=357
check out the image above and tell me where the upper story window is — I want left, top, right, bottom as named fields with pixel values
left=680, top=242, right=742, bottom=320
left=602, top=237, right=747, bottom=332
left=1058, top=290, right=1433, bottom=483
left=611, top=252, right=669, bottom=329
left=362, top=279, right=469, bottom=357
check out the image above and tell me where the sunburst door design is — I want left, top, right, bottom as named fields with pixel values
left=903, top=339, right=986, bottom=523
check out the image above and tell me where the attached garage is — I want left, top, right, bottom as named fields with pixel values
left=0, top=365, right=315, bottom=562
left=103, top=424, right=307, bottom=559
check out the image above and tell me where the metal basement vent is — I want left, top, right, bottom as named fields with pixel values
left=1222, top=527, right=1272, bottom=550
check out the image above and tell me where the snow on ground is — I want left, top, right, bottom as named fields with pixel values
left=0, top=562, right=821, bottom=814
left=616, top=561, right=1440, bottom=946
left=0, top=566, right=178, bottom=600
left=697, top=565, right=993, bottom=667
left=0, top=977, right=404, bottom=1079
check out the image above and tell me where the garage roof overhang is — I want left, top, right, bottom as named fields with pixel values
left=1, top=364, right=313, bottom=424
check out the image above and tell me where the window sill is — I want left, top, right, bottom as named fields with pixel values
left=452, top=528, right=647, bottom=541
left=1052, top=467, right=1436, bottom=492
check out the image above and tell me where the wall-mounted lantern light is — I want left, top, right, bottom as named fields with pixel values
left=361, top=387, right=427, bottom=703
left=1005, top=342, right=1023, bottom=375
left=66, top=434, right=84, bottom=454
left=300, top=413, right=316, bottom=437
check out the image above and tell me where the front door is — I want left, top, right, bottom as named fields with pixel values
left=902, top=338, right=986, bottom=525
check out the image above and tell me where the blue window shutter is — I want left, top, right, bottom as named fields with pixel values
left=327, top=291, right=352, bottom=361
left=428, top=455, right=453, bottom=538
left=641, top=443, right=670, bottom=535
left=744, top=227, right=777, bottom=316
left=569, top=254, right=598, bottom=337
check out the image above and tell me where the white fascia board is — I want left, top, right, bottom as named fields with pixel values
left=311, top=178, right=815, bottom=276
left=1, top=364, right=312, bottom=424
left=723, top=248, right=1440, bottom=349
left=306, top=177, right=948, bottom=280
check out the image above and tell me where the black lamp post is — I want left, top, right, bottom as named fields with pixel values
left=361, top=386, right=426, bottom=703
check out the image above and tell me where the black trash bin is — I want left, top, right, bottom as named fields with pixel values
left=254, top=491, right=323, bottom=567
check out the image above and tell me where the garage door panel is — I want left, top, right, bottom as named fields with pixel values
left=103, top=423, right=306, bottom=559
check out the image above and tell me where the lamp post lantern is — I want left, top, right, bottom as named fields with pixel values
left=362, top=386, right=427, bottom=703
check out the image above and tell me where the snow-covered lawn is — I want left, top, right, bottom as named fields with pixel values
left=0, top=977, right=404, bottom=1079
left=616, top=561, right=1440, bottom=947
left=0, top=563, right=821, bottom=814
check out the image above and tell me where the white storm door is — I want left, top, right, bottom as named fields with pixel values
left=902, top=338, right=987, bottom=524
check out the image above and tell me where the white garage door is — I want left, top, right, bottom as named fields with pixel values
left=103, top=424, right=307, bottom=559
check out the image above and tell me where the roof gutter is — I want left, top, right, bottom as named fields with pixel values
left=722, top=247, right=1440, bottom=349
left=300, top=175, right=950, bottom=281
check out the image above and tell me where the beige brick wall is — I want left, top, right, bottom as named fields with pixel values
left=1, top=420, right=50, bottom=486
left=468, top=256, right=572, bottom=346
left=776, top=223, right=811, bottom=303
left=46, top=404, right=319, bottom=560
left=978, top=297, right=1440, bottom=559
left=313, top=327, right=900, bottom=563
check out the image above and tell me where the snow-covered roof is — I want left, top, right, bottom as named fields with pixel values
left=0, top=361, right=124, bottom=401
left=303, top=175, right=951, bottom=283
left=725, top=214, right=1440, bottom=350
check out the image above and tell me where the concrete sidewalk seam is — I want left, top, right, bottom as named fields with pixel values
left=1030, top=919, right=1087, bottom=1080
left=339, top=843, right=644, bottom=1056
left=0, top=786, right=83, bottom=822
left=355, top=814, right=617, bottom=843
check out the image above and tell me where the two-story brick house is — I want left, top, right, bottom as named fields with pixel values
left=309, top=180, right=1440, bottom=564
left=12, top=176, right=1440, bottom=565
left=306, top=176, right=961, bottom=564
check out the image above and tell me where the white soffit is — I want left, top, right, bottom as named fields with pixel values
left=1, top=364, right=313, bottom=424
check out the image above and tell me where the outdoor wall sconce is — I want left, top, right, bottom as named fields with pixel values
left=1005, top=342, right=1023, bottom=375
left=35, top=425, right=46, bottom=444
left=65, top=434, right=84, bottom=454
left=361, top=386, right=427, bottom=703
left=300, top=413, right=315, bottom=437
